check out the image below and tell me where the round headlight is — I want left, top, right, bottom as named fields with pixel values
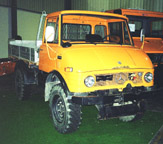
left=84, top=76, right=95, bottom=87
left=144, top=72, right=153, bottom=83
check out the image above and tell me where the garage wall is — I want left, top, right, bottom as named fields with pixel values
left=143, top=0, right=163, bottom=12
left=0, top=0, right=64, bottom=58
left=0, top=0, right=10, bottom=6
left=17, top=0, right=64, bottom=13
left=16, top=0, right=64, bottom=40
left=17, top=10, right=41, bottom=40
left=0, top=0, right=65, bottom=13
left=0, top=7, right=9, bottom=58
left=16, top=0, right=65, bottom=40
left=71, top=0, right=163, bottom=12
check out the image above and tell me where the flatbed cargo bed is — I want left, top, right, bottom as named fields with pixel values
left=8, top=40, right=40, bottom=64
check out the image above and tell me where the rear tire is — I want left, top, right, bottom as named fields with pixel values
left=49, top=84, right=82, bottom=134
left=15, top=69, right=30, bottom=100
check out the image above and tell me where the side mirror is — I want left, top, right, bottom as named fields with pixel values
left=45, top=26, right=54, bottom=42
left=140, top=29, right=145, bottom=42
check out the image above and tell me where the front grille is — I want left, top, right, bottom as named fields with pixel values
left=96, top=75, right=113, bottom=82
left=95, top=72, right=143, bottom=86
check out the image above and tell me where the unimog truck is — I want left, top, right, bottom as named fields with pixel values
left=8, top=10, right=154, bottom=134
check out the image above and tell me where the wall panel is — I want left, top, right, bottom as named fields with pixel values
left=17, top=10, right=41, bottom=40
left=148, top=0, right=163, bottom=12
left=71, top=0, right=163, bottom=12
left=0, top=0, right=11, bottom=6
left=72, top=0, right=88, bottom=10
left=44, top=0, right=64, bottom=13
left=0, top=7, right=9, bottom=58
left=17, top=0, right=42, bottom=12
left=120, top=0, right=143, bottom=9
left=17, top=0, right=64, bottom=13
left=143, top=0, right=154, bottom=11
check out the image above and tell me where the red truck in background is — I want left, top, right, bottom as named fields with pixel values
left=0, top=58, right=15, bottom=76
left=106, top=9, right=163, bottom=87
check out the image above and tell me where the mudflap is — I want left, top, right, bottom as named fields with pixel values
left=97, top=103, right=145, bottom=120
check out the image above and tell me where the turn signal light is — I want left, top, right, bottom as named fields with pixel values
left=64, top=67, right=73, bottom=72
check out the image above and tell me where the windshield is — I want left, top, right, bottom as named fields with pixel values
left=61, top=14, right=132, bottom=46
left=128, top=16, right=163, bottom=38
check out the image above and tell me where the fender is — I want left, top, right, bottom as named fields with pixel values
left=44, top=70, right=70, bottom=101
left=15, top=60, right=38, bottom=85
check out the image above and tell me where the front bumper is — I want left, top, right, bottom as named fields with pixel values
left=72, top=86, right=155, bottom=105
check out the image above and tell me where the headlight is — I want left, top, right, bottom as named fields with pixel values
left=84, top=76, right=95, bottom=87
left=144, top=72, right=153, bottom=83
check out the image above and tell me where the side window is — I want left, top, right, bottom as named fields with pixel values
left=123, top=22, right=131, bottom=45
left=62, top=24, right=91, bottom=41
left=109, top=22, right=121, bottom=36
left=45, top=17, right=58, bottom=43
left=108, top=22, right=131, bottom=45
left=128, top=20, right=142, bottom=37
left=108, top=22, right=122, bottom=43
left=151, top=20, right=163, bottom=37
left=95, top=25, right=107, bottom=39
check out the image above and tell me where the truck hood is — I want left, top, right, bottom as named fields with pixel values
left=133, top=37, right=163, bottom=53
left=63, top=45, right=153, bottom=72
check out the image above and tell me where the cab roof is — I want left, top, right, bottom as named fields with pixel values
left=106, top=9, right=163, bottom=18
left=47, top=10, right=128, bottom=20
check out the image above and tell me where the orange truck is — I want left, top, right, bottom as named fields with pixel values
left=8, top=10, right=154, bottom=133
left=106, top=9, right=163, bottom=86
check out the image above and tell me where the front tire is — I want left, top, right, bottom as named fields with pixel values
left=49, top=85, right=82, bottom=134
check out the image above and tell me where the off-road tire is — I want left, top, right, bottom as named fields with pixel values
left=15, top=69, right=30, bottom=100
left=49, top=84, right=82, bottom=134
left=119, top=100, right=146, bottom=122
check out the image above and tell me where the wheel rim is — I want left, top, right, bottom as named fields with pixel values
left=52, top=96, right=66, bottom=123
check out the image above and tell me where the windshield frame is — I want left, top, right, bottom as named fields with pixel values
left=60, top=13, right=134, bottom=47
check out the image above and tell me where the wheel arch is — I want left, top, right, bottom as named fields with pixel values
left=45, top=70, right=70, bottom=102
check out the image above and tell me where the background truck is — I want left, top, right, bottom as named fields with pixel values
left=106, top=9, right=163, bottom=87
left=0, top=58, right=15, bottom=76
left=8, top=10, right=154, bottom=134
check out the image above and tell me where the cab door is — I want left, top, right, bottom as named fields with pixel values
left=39, top=16, right=59, bottom=73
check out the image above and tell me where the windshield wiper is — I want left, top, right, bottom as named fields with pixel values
left=62, top=42, right=72, bottom=48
